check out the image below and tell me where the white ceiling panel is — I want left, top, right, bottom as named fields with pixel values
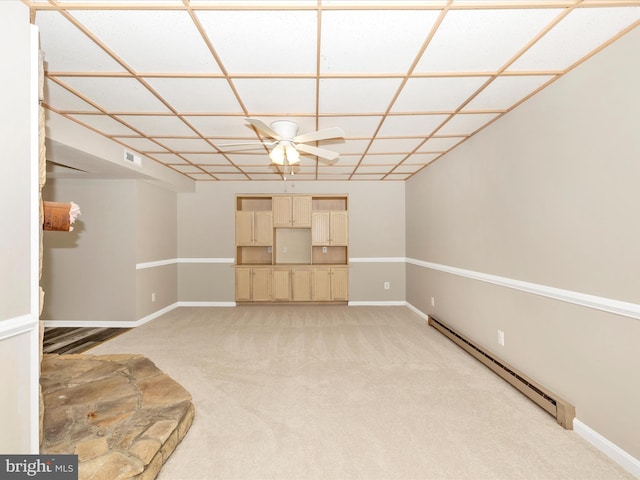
left=115, top=137, right=168, bottom=152
left=184, top=116, right=255, bottom=137
left=145, top=78, right=243, bottom=114
left=392, top=77, right=490, bottom=112
left=359, top=154, right=407, bottom=166
left=116, top=115, right=195, bottom=137
left=171, top=164, right=205, bottom=173
left=60, top=77, right=171, bottom=112
left=320, top=79, right=403, bottom=113
left=417, top=137, right=466, bottom=152
left=415, top=8, right=561, bottom=73
left=44, top=80, right=99, bottom=112
left=70, top=10, right=221, bottom=73
left=404, top=153, right=440, bottom=164
left=320, top=10, right=440, bottom=73
left=378, top=115, right=449, bottom=137
left=223, top=154, right=267, bottom=166
left=68, top=114, right=138, bottom=136
left=463, top=75, right=555, bottom=111
left=196, top=10, right=317, bottom=74
left=437, top=113, right=500, bottom=136
left=508, top=7, right=640, bottom=72
left=368, top=138, right=424, bottom=154
left=234, top=79, right=317, bottom=113
left=35, top=1, right=638, bottom=182
left=36, top=11, right=125, bottom=72
left=155, top=138, right=215, bottom=152
left=319, top=116, right=382, bottom=138
left=150, top=153, right=189, bottom=165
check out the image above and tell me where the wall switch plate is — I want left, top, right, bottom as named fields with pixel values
left=151, top=292, right=156, bottom=302
left=384, top=282, right=390, bottom=290
left=322, top=246, right=327, bottom=253
left=498, top=330, right=505, bottom=346
left=431, top=296, right=435, bottom=307
left=267, top=246, right=272, bottom=253
left=283, top=246, right=288, bottom=254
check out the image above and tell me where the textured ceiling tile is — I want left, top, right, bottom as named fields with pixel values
left=463, top=75, right=555, bottom=111
left=359, top=154, right=407, bottom=166
left=415, top=8, right=561, bottom=72
left=182, top=153, right=234, bottom=164
left=235, top=79, right=317, bottom=113
left=417, top=137, right=465, bottom=152
left=508, top=7, right=640, bottom=72
left=321, top=10, right=440, bottom=73
left=197, top=10, right=317, bottom=74
left=60, top=77, right=171, bottom=112
left=392, top=77, right=490, bottom=112
left=225, top=154, right=269, bottom=166
left=321, top=139, right=370, bottom=154
left=404, top=153, right=440, bottom=164
left=368, top=138, right=423, bottom=154
left=36, top=11, right=125, bottom=72
left=319, top=116, right=382, bottom=138
left=145, top=78, right=244, bottom=114
left=320, top=78, right=403, bottom=113
left=44, top=80, right=100, bottom=112
left=149, top=153, right=189, bottom=165
left=184, top=116, right=255, bottom=137
left=70, top=9, right=220, bottom=73
left=115, top=137, right=167, bottom=152
left=115, top=115, right=196, bottom=137
left=155, top=138, right=215, bottom=152
left=68, top=114, right=137, bottom=136
left=437, top=113, right=500, bottom=136
left=378, top=114, right=449, bottom=137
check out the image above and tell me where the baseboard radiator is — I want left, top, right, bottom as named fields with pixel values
left=428, top=315, right=575, bottom=430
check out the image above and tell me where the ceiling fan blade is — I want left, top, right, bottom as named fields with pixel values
left=295, top=143, right=340, bottom=162
left=246, top=118, right=282, bottom=140
left=293, top=126, right=345, bottom=144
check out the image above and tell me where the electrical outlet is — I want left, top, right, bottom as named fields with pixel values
left=151, top=292, right=156, bottom=302
left=498, top=330, right=505, bottom=346
left=384, top=281, right=390, bottom=290
left=283, top=246, right=288, bottom=254
left=431, top=296, right=435, bottom=307
left=322, top=246, right=327, bottom=253
left=267, top=246, right=272, bottom=253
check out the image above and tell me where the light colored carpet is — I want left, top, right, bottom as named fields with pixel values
left=90, top=306, right=632, bottom=480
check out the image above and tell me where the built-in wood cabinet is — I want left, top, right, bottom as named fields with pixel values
left=235, top=194, right=348, bottom=303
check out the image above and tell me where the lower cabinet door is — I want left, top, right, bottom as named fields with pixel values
left=251, top=268, right=272, bottom=302
left=235, top=268, right=252, bottom=302
left=291, top=268, right=312, bottom=301
left=272, top=268, right=291, bottom=301
left=312, top=267, right=332, bottom=301
left=331, top=267, right=349, bottom=301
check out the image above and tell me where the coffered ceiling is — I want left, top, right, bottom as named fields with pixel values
left=28, top=1, right=640, bottom=181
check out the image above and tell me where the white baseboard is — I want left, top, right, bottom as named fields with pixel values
left=348, top=301, right=407, bottom=306
left=177, top=301, right=236, bottom=307
left=43, top=303, right=180, bottom=328
left=573, top=419, right=640, bottom=478
left=405, top=302, right=429, bottom=322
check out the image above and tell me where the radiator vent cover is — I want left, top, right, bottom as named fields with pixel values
left=428, top=315, right=575, bottom=429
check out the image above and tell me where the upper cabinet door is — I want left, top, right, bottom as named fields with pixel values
left=272, top=196, right=292, bottom=228
left=253, top=211, right=273, bottom=246
left=291, top=196, right=312, bottom=228
left=312, top=212, right=330, bottom=245
left=330, top=211, right=349, bottom=245
left=235, top=211, right=254, bottom=246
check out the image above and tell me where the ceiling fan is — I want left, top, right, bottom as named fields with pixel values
left=220, top=118, right=345, bottom=166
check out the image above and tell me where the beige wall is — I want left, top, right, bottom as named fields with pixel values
left=42, top=179, right=137, bottom=321
left=42, top=179, right=179, bottom=321
left=136, top=181, right=177, bottom=317
left=177, top=180, right=405, bottom=303
left=406, top=27, right=640, bottom=459
left=0, top=2, right=38, bottom=452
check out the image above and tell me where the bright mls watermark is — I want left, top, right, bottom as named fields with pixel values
left=0, top=455, right=77, bottom=479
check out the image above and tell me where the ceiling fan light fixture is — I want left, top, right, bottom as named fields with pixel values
left=269, top=144, right=285, bottom=165
left=269, top=141, right=301, bottom=166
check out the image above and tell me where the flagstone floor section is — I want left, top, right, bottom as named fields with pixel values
left=40, top=354, right=195, bottom=480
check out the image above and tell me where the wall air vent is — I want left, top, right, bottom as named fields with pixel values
left=124, top=150, right=142, bottom=167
